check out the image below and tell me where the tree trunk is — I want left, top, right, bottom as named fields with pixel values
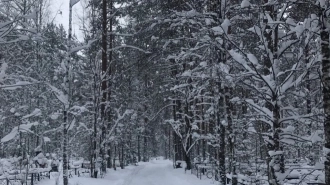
left=63, top=110, right=68, bottom=185
left=106, top=0, right=114, bottom=169
left=107, top=144, right=112, bottom=168
left=92, top=105, right=97, bottom=177
left=218, top=86, right=226, bottom=185
left=100, top=0, right=108, bottom=173
left=143, top=134, right=147, bottom=162
left=263, top=2, right=284, bottom=184
left=225, top=87, right=237, bottom=185
left=113, top=144, right=117, bottom=170
left=185, top=153, right=191, bottom=170
left=63, top=1, right=74, bottom=184
left=184, top=102, right=192, bottom=170
left=169, top=126, right=171, bottom=159
left=321, top=6, right=330, bottom=185
left=121, top=143, right=124, bottom=169
left=137, top=135, right=141, bottom=162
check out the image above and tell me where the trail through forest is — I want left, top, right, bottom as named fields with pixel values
left=43, top=159, right=211, bottom=185
left=2, top=0, right=330, bottom=185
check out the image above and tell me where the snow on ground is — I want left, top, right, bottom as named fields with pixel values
left=43, top=159, right=215, bottom=185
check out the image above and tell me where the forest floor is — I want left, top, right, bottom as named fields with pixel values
left=43, top=159, right=214, bottom=185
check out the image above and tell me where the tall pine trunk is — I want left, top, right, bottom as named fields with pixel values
left=63, top=1, right=75, bottom=184
left=184, top=102, right=192, bottom=170
left=63, top=1, right=74, bottom=185
left=262, top=3, right=284, bottom=184
left=63, top=110, right=68, bottom=185
left=208, top=0, right=227, bottom=183
left=100, top=0, right=108, bottom=173
left=225, top=87, right=236, bottom=185
left=107, top=0, right=113, bottom=169
left=320, top=6, right=330, bottom=185
left=218, top=87, right=226, bottom=184
left=137, top=135, right=141, bottom=162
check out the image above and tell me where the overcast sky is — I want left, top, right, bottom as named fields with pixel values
left=50, top=0, right=84, bottom=41
left=49, top=0, right=128, bottom=41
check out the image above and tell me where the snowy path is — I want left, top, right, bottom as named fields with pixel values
left=121, top=160, right=207, bottom=185
left=44, top=159, right=213, bottom=185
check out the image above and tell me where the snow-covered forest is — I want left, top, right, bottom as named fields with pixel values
left=0, top=0, right=330, bottom=185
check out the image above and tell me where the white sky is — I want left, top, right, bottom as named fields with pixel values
left=50, top=0, right=84, bottom=41
left=49, top=0, right=128, bottom=41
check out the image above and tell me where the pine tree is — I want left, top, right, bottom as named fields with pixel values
left=320, top=2, right=330, bottom=185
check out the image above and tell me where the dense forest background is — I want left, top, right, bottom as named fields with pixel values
left=0, top=0, right=330, bottom=185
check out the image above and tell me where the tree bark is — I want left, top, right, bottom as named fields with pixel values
left=107, top=0, right=113, bottom=169
left=321, top=6, right=330, bottom=185
left=184, top=102, right=192, bottom=170
left=225, top=87, right=237, bottom=185
left=63, top=1, right=73, bottom=184
left=262, top=3, right=284, bottom=184
left=137, top=135, right=141, bottom=162
left=208, top=0, right=227, bottom=182
left=218, top=87, right=226, bottom=185
left=100, top=0, right=108, bottom=173
left=63, top=109, right=68, bottom=185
